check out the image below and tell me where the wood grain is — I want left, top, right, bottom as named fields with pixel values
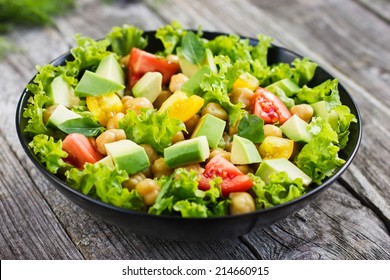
left=0, top=0, right=389, bottom=260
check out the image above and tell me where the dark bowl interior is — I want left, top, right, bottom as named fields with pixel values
left=16, top=31, right=362, bottom=240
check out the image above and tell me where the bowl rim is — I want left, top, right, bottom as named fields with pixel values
left=15, top=30, right=362, bottom=222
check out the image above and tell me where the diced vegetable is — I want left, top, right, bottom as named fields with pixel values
left=62, top=133, right=103, bottom=169
left=128, top=48, right=180, bottom=88
left=198, top=156, right=253, bottom=197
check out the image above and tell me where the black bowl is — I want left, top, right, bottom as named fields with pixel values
left=16, top=31, right=362, bottom=240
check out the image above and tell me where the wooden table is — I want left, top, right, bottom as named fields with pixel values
left=1, top=0, right=389, bottom=260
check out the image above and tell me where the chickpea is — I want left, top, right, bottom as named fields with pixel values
left=106, top=112, right=125, bottom=129
left=169, top=73, right=189, bottom=92
left=123, top=97, right=153, bottom=114
left=122, top=172, right=146, bottom=190
left=229, top=192, right=256, bottom=215
left=153, top=90, right=172, bottom=110
left=236, top=165, right=254, bottom=175
left=184, top=114, right=200, bottom=135
left=263, top=124, right=283, bottom=138
left=209, top=148, right=231, bottom=162
left=219, top=132, right=232, bottom=150
left=151, top=158, right=173, bottom=178
left=121, top=95, right=134, bottom=104
left=166, top=54, right=180, bottom=64
left=228, top=125, right=238, bottom=136
left=142, top=166, right=153, bottom=178
left=140, top=144, right=159, bottom=165
left=201, top=102, right=228, bottom=121
left=229, top=87, right=255, bottom=110
left=96, top=129, right=126, bottom=155
left=136, top=179, right=161, bottom=206
left=43, top=105, right=58, bottom=124
left=171, top=131, right=185, bottom=144
left=120, top=54, right=130, bottom=68
left=178, top=163, right=204, bottom=174
left=290, top=104, right=314, bottom=123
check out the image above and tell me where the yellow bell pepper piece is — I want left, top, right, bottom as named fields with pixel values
left=232, top=72, right=259, bottom=91
left=86, top=93, right=123, bottom=126
left=258, top=136, right=294, bottom=160
left=159, top=91, right=204, bottom=122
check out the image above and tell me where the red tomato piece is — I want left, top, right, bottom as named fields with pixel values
left=128, top=48, right=180, bottom=88
left=253, top=87, right=291, bottom=124
left=62, top=133, right=103, bottom=169
left=198, top=156, right=253, bottom=197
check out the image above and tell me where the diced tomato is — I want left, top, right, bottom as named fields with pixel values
left=253, top=87, right=291, bottom=124
left=62, top=133, right=103, bottom=169
left=128, top=48, right=180, bottom=88
left=198, top=156, right=253, bottom=197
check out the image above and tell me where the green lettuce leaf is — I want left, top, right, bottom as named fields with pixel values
left=28, top=134, right=69, bottom=173
left=106, top=24, right=148, bottom=57
left=200, top=56, right=248, bottom=127
left=149, top=169, right=228, bottom=217
left=333, top=105, right=357, bottom=149
left=295, top=79, right=341, bottom=108
left=119, top=109, right=185, bottom=154
left=66, top=163, right=144, bottom=211
left=68, top=34, right=110, bottom=74
left=23, top=93, right=50, bottom=135
left=295, top=117, right=345, bottom=184
left=155, top=20, right=186, bottom=55
left=291, top=57, right=318, bottom=86
left=250, top=172, right=305, bottom=208
left=251, top=34, right=273, bottom=67
left=180, top=31, right=206, bottom=65
left=206, top=34, right=253, bottom=62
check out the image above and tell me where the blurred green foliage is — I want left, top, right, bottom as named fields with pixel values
left=0, top=0, right=75, bottom=58
left=0, top=0, right=75, bottom=32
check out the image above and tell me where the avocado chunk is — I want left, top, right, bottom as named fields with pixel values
left=75, top=70, right=125, bottom=97
left=48, top=75, right=80, bottom=108
left=95, top=53, right=125, bottom=97
left=132, top=72, right=162, bottom=103
left=265, top=78, right=299, bottom=108
left=231, top=135, right=262, bottom=164
left=164, top=136, right=210, bottom=168
left=191, top=114, right=226, bottom=149
left=105, top=140, right=150, bottom=175
left=255, top=158, right=312, bottom=186
left=46, top=104, right=82, bottom=128
left=311, top=101, right=339, bottom=130
left=96, top=155, right=115, bottom=169
left=181, top=66, right=212, bottom=96
left=280, top=114, right=311, bottom=143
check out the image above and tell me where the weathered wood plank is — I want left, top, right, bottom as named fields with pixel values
left=0, top=133, right=83, bottom=259
left=355, top=0, right=390, bottom=22
left=243, top=182, right=390, bottom=259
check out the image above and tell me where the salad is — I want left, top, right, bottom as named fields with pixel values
left=23, top=22, right=356, bottom=217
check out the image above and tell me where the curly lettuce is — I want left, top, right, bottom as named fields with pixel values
left=66, top=163, right=144, bottom=211
left=119, top=109, right=185, bottom=154
left=149, top=169, right=228, bottom=217
left=106, top=24, right=148, bottom=57
left=200, top=56, right=248, bottom=127
left=28, top=134, right=69, bottom=173
left=295, top=117, right=345, bottom=184
left=155, top=20, right=186, bottom=55
left=250, top=172, right=305, bottom=209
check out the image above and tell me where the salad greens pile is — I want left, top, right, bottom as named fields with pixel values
left=23, top=22, right=356, bottom=217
